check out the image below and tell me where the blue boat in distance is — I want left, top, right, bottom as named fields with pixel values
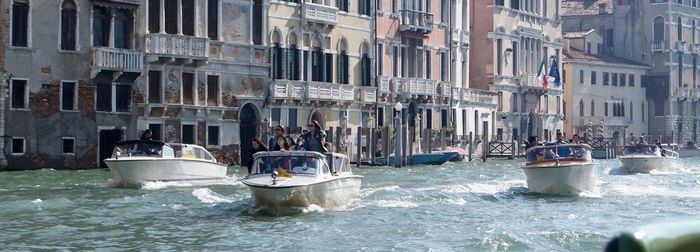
left=375, top=151, right=459, bottom=166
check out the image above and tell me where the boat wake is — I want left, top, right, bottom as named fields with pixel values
left=192, top=188, right=236, bottom=204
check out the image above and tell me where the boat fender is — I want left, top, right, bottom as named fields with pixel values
left=271, top=170, right=278, bottom=185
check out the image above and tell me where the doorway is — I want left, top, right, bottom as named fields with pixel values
left=99, top=129, right=123, bottom=168
left=239, top=103, right=259, bottom=167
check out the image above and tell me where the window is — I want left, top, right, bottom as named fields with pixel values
left=496, top=39, right=503, bottom=75
left=164, top=0, right=178, bottom=34
left=497, top=92, right=503, bottom=112
left=426, top=109, right=433, bottom=129
left=544, top=95, right=549, bottom=114
left=62, top=137, right=75, bottom=154
left=96, top=82, right=112, bottom=112
left=337, top=0, right=348, bottom=11
left=60, top=0, right=77, bottom=51
left=338, top=50, right=349, bottom=84
left=359, top=0, right=371, bottom=16
left=630, top=102, right=634, bottom=121
left=605, top=102, right=609, bottom=116
left=11, top=79, right=27, bottom=109
left=392, top=0, right=397, bottom=13
left=182, top=124, right=195, bottom=144
left=591, top=100, right=595, bottom=116
left=148, top=71, right=162, bottom=103
left=93, top=7, right=109, bottom=47
left=461, top=109, right=467, bottom=136
left=114, top=10, right=133, bottom=49
left=208, top=0, right=218, bottom=40
left=378, top=107, right=385, bottom=127
left=512, top=42, right=518, bottom=75
left=441, top=0, right=448, bottom=23
left=115, top=84, right=131, bottom=112
left=182, top=73, right=194, bottom=105
left=289, top=44, right=301, bottom=80
left=512, top=0, right=520, bottom=9
left=207, top=75, right=219, bottom=106
left=149, top=123, right=162, bottom=141
left=207, top=126, right=220, bottom=146
left=579, top=70, right=584, bottom=84
left=678, top=17, right=683, bottom=42
left=629, top=74, right=635, bottom=87
left=579, top=100, right=584, bottom=116
left=654, top=17, right=665, bottom=42
left=272, top=43, right=284, bottom=79
left=620, top=73, right=626, bottom=86
left=253, top=0, right=263, bottom=45
left=587, top=42, right=591, bottom=54
left=612, top=73, right=618, bottom=86
left=361, top=53, right=371, bottom=86
left=495, top=0, right=504, bottom=6
left=591, top=71, right=597, bottom=85
left=11, top=137, right=25, bottom=155
left=288, top=108, right=298, bottom=130
left=392, top=45, right=399, bottom=77
left=512, top=92, right=518, bottom=112
left=271, top=108, right=281, bottom=126
left=11, top=0, right=29, bottom=47
left=426, top=49, right=432, bottom=78
left=441, top=109, right=448, bottom=128
left=603, top=72, right=609, bottom=85
left=377, top=43, right=384, bottom=76
left=182, top=0, right=195, bottom=36
left=148, top=0, right=160, bottom=33
left=606, top=29, right=613, bottom=51
left=61, top=81, right=77, bottom=111
left=441, top=51, right=448, bottom=81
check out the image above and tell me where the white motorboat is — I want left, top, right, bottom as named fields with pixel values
left=663, top=143, right=700, bottom=158
left=522, top=144, right=597, bottom=196
left=618, top=145, right=680, bottom=173
left=105, top=140, right=228, bottom=186
left=242, top=151, right=362, bottom=210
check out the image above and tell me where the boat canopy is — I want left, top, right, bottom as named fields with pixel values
left=526, top=144, right=592, bottom=163
left=169, top=144, right=216, bottom=162
left=111, top=140, right=173, bottom=158
left=251, top=151, right=350, bottom=176
left=623, top=145, right=660, bottom=155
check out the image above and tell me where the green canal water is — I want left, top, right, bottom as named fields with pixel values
left=1, top=159, right=700, bottom=251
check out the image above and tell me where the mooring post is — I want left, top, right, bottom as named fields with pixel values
left=370, top=128, right=376, bottom=165
left=440, top=129, right=446, bottom=150
left=395, top=115, right=402, bottom=168
left=402, top=125, right=408, bottom=167
left=408, top=126, right=414, bottom=165
left=356, top=127, right=362, bottom=167
left=482, top=121, right=488, bottom=162
left=383, top=126, right=390, bottom=166
left=468, top=132, right=473, bottom=161
left=511, top=139, right=516, bottom=159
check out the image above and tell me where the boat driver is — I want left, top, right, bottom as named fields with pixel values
left=546, top=132, right=571, bottom=157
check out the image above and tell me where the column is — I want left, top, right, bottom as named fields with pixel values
left=177, top=0, right=183, bottom=35
left=109, top=11, right=116, bottom=48
left=160, top=0, right=166, bottom=33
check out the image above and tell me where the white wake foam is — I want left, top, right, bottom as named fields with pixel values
left=192, top=188, right=234, bottom=204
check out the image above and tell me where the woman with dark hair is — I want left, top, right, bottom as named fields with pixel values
left=286, top=136, right=297, bottom=150
left=247, top=137, right=268, bottom=174
left=268, top=125, right=286, bottom=151
left=273, top=135, right=290, bottom=151
left=302, top=120, right=327, bottom=152
left=140, top=129, right=153, bottom=141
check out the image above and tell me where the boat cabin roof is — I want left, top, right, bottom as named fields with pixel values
left=251, top=151, right=351, bottom=176
left=116, top=140, right=166, bottom=147
left=111, top=141, right=217, bottom=162
left=525, top=144, right=592, bottom=163
left=253, top=151, right=327, bottom=159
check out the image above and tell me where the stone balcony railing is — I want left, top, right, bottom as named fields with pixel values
left=271, top=80, right=305, bottom=100
left=575, top=116, right=627, bottom=127
left=399, top=10, right=433, bottom=34
left=676, top=41, right=687, bottom=52
left=651, top=40, right=665, bottom=52
left=303, top=2, right=338, bottom=26
left=358, top=86, right=377, bottom=103
left=379, top=76, right=392, bottom=93
left=91, top=47, right=144, bottom=72
left=692, top=43, right=700, bottom=54
left=400, top=78, right=437, bottom=96
left=439, top=81, right=451, bottom=96
left=675, top=87, right=700, bottom=100
left=461, top=88, right=498, bottom=107
left=307, top=81, right=354, bottom=102
left=144, top=33, right=209, bottom=60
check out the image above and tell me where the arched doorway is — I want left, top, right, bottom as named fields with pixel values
left=240, top=103, right=259, bottom=167
left=309, top=110, right=325, bottom=129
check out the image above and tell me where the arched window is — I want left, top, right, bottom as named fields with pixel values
left=92, top=6, right=109, bottom=47
left=12, top=0, right=30, bottom=47
left=360, top=42, right=371, bottom=86
left=630, top=102, right=634, bottom=121
left=114, top=9, right=133, bottom=49
left=271, top=30, right=284, bottom=80
left=337, top=38, right=349, bottom=84
left=288, top=33, right=300, bottom=81
left=693, top=20, right=696, bottom=44
left=579, top=99, right=584, bottom=117
left=678, top=16, right=683, bottom=42
left=61, top=0, right=77, bottom=50
left=654, top=16, right=665, bottom=42
left=591, top=100, right=595, bottom=117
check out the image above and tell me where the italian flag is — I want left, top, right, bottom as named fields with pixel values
left=537, top=58, right=549, bottom=90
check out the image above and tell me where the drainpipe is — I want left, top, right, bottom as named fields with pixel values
left=373, top=0, right=378, bottom=129
left=0, top=73, right=8, bottom=169
left=447, top=0, right=454, bottom=143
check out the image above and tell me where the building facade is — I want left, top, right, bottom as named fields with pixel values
left=562, top=30, right=649, bottom=144
left=266, top=0, right=374, bottom=158
left=471, top=0, right=565, bottom=142
left=3, top=0, right=267, bottom=170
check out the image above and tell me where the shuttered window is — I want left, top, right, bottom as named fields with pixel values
left=61, top=1, right=77, bottom=51
left=11, top=1, right=29, bottom=47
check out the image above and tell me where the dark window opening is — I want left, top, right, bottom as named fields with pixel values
left=361, top=54, right=371, bottom=86
left=11, top=79, right=27, bottom=109
left=93, top=7, right=110, bottom=47
left=208, top=0, right=219, bottom=40
left=148, top=71, right=162, bottom=103
left=629, top=74, right=635, bottom=87
left=12, top=138, right=25, bottom=154
left=62, top=138, right=75, bottom=154
left=116, top=84, right=132, bottom=112
left=96, top=83, right=112, bottom=112
left=338, top=0, right=348, bottom=12
left=149, top=124, right=162, bottom=141
left=620, top=73, right=626, bottom=86
left=62, top=82, right=76, bottom=111
left=11, top=1, right=29, bottom=47
left=208, top=126, right=220, bottom=145
left=182, top=125, right=195, bottom=144
left=325, top=53, right=334, bottom=83
left=164, top=0, right=178, bottom=34
left=148, top=0, right=160, bottom=33
left=207, top=75, right=219, bottom=106
left=253, top=0, right=263, bottom=45
left=182, top=0, right=195, bottom=36
left=61, top=0, right=77, bottom=51
left=338, top=51, right=349, bottom=84
left=359, top=0, right=371, bottom=16
left=182, top=73, right=195, bottom=105
left=114, top=9, right=133, bottom=49
left=289, top=45, right=301, bottom=80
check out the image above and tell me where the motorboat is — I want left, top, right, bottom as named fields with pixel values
left=606, top=220, right=700, bottom=251
left=105, top=140, right=228, bottom=186
left=522, top=144, right=597, bottom=196
left=241, top=151, right=362, bottom=210
left=442, top=147, right=467, bottom=162
left=374, top=152, right=456, bottom=166
left=618, top=145, right=680, bottom=173
left=663, top=143, right=700, bottom=158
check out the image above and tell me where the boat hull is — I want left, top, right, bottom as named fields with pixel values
left=105, top=158, right=228, bottom=186
left=243, top=176, right=362, bottom=209
left=677, top=149, right=700, bottom=158
left=375, top=153, right=450, bottom=166
left=619, top=156, right=679, bottom=173
left=522, top=163, right=597, bottom=196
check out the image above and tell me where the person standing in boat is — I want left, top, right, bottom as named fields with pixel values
left=247, top=138, right=268, bottom=174
left=268, top=125, right=286, bottom=151
left=302, top=120, right=327, bottom=152
left=140, top=129, right=153, bottom=141
left=273, top=135, right=291, bottom=151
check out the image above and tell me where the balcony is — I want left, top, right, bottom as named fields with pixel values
left=306, top=82, right=354, bottom=103
left=270, top=80, right=305, bottom=101
left=439, top=82, right=451, bottom=97
left=452, top=87, right=462, bottom=101
left=675, top=87, right=700, bottom=100
left=692, top=43, right=700, bottom=54
left=401, top=78, right=437, bottom=96
left=358, top=86, right=377, bottom=103
left=303, top=2, right=338, bottom=27
left=90, top=47, right=144, bottom=83
left=378, top=75, right=394, bottom=94
left=399, top=10, right=433, bottom=34
left=144, top=33, right=209, bottom=62
left=575, top=116, right=627, bottom=128
left=461, top=88, right=498, bottom=107
left=676, top=41, right=687, bottom=52
left=651, top=40, right=665, bottom=52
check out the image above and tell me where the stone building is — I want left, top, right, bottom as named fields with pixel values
left=562, top=29, right=649, bottom=143
left=449, top=0, right=499, bottom=141
left=470, top=0, right=565, bottom=142
left=265, top=0, right=374, bottom=158
left=2, top=0, right=268, bottom=170
left=375, top=0, right=452, bottom=145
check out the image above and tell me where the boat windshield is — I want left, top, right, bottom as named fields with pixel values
left=111, top=141, right=172, bottom=158
left=526, top=145, right=591, bottom=162
left=623, top=145, right=659, bottom=155
left=170, top=144, right=215, bottom=161
left=252, top=154, right=330, bottom=175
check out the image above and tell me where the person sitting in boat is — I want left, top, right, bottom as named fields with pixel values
left=302, top=120, right=328, bottom=153
left=268, top=125, right=286, bottom=151
left=272, top=135, right=292, bottom=171
left=136, top=129, right=158, bottom=155
left=571, top=134, right=581, bottom=144
left=545, top=132, right=571, bottom=157
left=286, top=136, right=297, bottom=151
left=655, top=139, right=666, bottom=157
left=248, top=138, right=268, bottom=174
left=295, top=136, right=305, bottom=151
left=324, top=142, right=333, bottom=153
